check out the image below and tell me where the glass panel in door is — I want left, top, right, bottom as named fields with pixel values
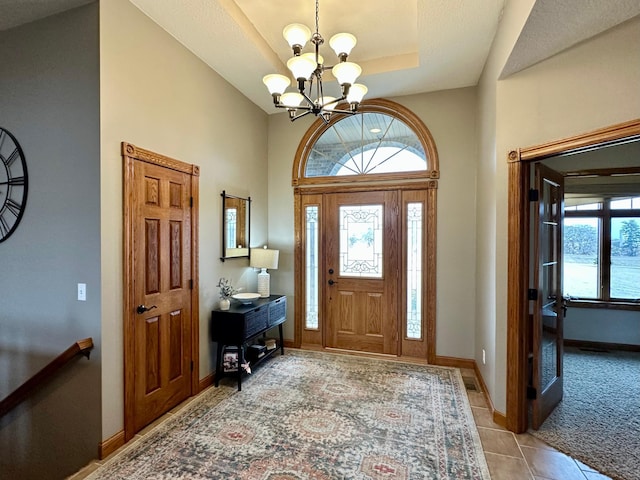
left=532, top=163, right=564, bottom=430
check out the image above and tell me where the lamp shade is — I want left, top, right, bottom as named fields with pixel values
left=301, top=52, right=324, bottom=66
left=329, top=33, right=357, bottom=57
left=317, top=96, right=337, bottom=111
left=332, top=61, right=361, bottom=86
left=283, top=23, right=311, bottom=49
left=287, top=56, right=316, bottom=80
left=263, top=74, right=291, bottom=95
left=280, top=92, right=304, bottom=107
left=250, top=248, right=279, bottom=270
left=347, top=83, right=368, bottom=104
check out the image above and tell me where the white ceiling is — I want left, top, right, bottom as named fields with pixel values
left=2, top=0, right=639, bottom=115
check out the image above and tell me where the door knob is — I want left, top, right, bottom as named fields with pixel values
left=328, top=279, right=338, bottom=286
left=136, top=304, right=157, bottom=314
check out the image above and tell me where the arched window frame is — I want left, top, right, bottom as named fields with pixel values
left=292, top=99, right=440, bottom=188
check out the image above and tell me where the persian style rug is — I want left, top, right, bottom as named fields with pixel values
left=87, top=350, right=490, bottom=479
left=531, top=347, right=640, bottom=480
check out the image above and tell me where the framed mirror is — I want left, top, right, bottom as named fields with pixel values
left=221, top=191, right=251, bottom=261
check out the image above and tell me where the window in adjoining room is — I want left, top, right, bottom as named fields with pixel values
left=563, top=195, right=640, bottom=302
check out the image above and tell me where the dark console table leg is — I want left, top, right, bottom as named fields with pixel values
left=278, top=324, right=285, bottom=355
left=236, top=344, right=243, bottom=391
left=214, top=342, right=223, bottom=387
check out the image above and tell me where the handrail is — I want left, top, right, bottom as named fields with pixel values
left=0, top=337, right=94, bottom=417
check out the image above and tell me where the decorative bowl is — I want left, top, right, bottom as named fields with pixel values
left=232, top=292, right=260, bottom=304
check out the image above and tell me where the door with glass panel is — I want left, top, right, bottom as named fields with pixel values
left=531, top=163, right=565, bottom=430
left=323, top=191, right=400, bottom=354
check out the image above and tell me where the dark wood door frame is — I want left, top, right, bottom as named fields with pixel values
left=506, top=119, right=640, bottom=433
left=122, top=142, right=200, bottom=440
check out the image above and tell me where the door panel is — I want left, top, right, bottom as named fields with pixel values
left=531, top=163, right=564, bottom=430
left=132, top=160, right=192, bottom=435
left=325, top=191, right=399, bottom=355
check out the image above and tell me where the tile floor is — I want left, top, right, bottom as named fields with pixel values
left=460, top=369, right=613, bottom=480
left=69, top=369, right=614, bottom=480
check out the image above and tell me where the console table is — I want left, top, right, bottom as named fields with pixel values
left=211, top=294, right=286, bottom=391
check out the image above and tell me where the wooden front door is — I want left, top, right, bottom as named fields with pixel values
left=531, top=163, right=565, bottom=429
left=324, top=191, right=400, bottom=355
left=123, top=143, right=199, bottom=441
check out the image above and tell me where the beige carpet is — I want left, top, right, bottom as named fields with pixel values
left=87, top=349, right=490, bottom=479
left=531, top=347, right=640, bottom=480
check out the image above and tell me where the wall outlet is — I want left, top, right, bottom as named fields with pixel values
left=482, top=349, right=486, bottom=365
left=78, top=283, right=86, bottom=301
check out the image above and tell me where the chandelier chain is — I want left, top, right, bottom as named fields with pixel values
left=315, top=0, right=320, bottom=35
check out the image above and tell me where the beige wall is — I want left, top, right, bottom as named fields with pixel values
left=476, top=0, right=536, bottom=416
left=266, top=87, right=480, bottom=359
left=99, top=0, right=268, bottom=438
left=478, top=12, right=640, bottom=412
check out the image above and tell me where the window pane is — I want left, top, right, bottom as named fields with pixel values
left=305, top=112, right=427, bottom=177
left=563, top=217, right=600, bottom=298
left=406, top=203, right=422, bottom=339
left=305, top=206, right=319, bottom=329
left=339, top=205, right=383, bottom=278
left=335, top=147, right=426, bottom=176
left=611, top=196, right=640, bottom=210
left=576, top=202, right=602, bottom=211
left=611, top=217, right=640, bottom=299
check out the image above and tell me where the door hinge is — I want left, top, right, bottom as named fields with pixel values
left=528, top=288, right=538, bottom=300
left=190, top=197, right=193, bottom=208
left=190, top=360, right=194, bottom=372
left=189, top=279, right=193, bottom=290
left=527, top=385, right=537, bottom=399
left=528, top=189, right=539, bottom=202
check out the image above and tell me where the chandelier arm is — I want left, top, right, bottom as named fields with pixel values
left=289, top=109, right=316, bottom=122
left=319, top=95, right=346, bottom=109
left=274, top=103, right=313, bottom=113
left=298, top=88, right=316, bottom=109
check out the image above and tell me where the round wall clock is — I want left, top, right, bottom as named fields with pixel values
left=0, top=127, right=28, bottom=243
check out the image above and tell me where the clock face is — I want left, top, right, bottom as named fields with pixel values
left=0, top=127, right=28, bottom=243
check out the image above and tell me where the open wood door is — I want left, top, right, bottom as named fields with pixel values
left=531, top=163, right=565, bottom=430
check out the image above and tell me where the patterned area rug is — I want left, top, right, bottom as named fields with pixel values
left=88, top=350, right=490, bottom=479
left=530, top=348, right=640, bottom=480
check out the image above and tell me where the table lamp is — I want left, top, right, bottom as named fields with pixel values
left=250, top=247, right=279, bottom=297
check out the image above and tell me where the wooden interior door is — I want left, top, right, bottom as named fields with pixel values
left=125, top=152, right=195, bottom=440
left=531, top=163, right=565, bottom=429
left=324, top=191, right=400, bottom=355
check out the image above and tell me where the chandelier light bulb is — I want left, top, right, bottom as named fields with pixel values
left=329, top=33, right=357, bottom=58
left=287, top=56, right=316, bottom=80
left=283, top=23, right=312, bottom=50
left=280, top=92, right=304, bottom=107
left=262, top=74, right=291, bottom=95
left=347, top=83, right=368, bottom=104
left=332, top=61, right=362, bottom=86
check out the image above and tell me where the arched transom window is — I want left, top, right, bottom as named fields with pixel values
left=293, top=98, right=439, bottom=185
left=306, top=112, right=427, bottom=176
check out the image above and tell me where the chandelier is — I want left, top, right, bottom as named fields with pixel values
left=262, top=0, right=367, bottom=122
